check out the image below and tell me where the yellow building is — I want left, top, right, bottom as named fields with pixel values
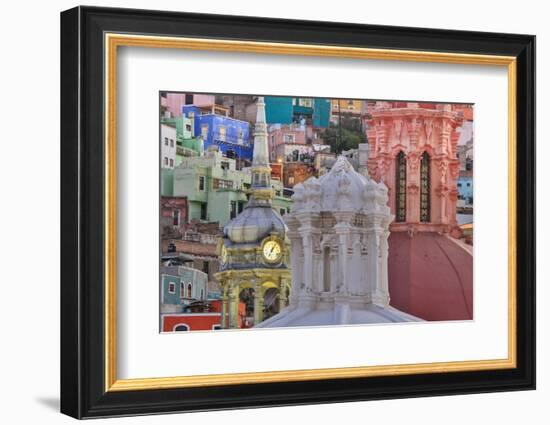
left=215, top=97, right=292, bottom=328
left=331, top=99, right=364, bottom=118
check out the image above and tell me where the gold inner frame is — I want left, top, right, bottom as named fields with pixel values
left=104, top=33, right=517, bottom=392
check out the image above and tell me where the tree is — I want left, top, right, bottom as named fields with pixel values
left=320, top=113, right=366, bottom=153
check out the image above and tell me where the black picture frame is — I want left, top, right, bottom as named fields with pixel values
left=60, top=5, right=535, bottom=419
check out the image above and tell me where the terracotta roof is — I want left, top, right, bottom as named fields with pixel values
left=388, top=232, right=473, bottom=321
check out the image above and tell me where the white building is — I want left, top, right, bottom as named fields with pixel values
left=257, top=155, right=420, bottom=327
left=161, top=123, right=177, bottom=169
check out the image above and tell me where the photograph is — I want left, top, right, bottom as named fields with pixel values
left=159, top=93, right=474, bottom=332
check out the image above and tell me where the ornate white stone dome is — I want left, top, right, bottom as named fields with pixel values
left=223, top=205, right=287, bottom=244
left=291, top=155, right=391, bottom=216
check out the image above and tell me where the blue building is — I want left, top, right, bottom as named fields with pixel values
left=182, top=105, right=253, bottom=161
left=457, top=171, right=473, bottom=205
left=264, top=97, right=331, bottom=128
left=160, top=265, right=209, bottom=313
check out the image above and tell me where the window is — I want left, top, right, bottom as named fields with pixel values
left=185, top=94, right=193, bottom=104
left=202, top=262, right=209, bottom=274
left=164, top=157, right=168, bottom=166
left=230, top=201, right=237, bottom=219
left=187, top=283, right=192, bottom=298
left=200, top=289, right=205, bottom=300
left=185, top=124, right=192, bottom=132
left=164, top=137, right=169, bottom=146
left=237, top=201, right=244, bottom=214
left=420, top=152, right=431, bottom=223
left=201, top=124, right=209, bottom=140
left=200, top=203, right=207, bottom=220
left=168, top=282, right=175, bottom=294
left=218, top=126, right=226, bottom=141
left=298, top=98, right=313, bottom=107
left=284, top=134, right=295, bottom=144
left=170, top=139, right=174, bottom=147
left=169, top=158, right=174, bottom=167
left=174, top=324, right=189, bottom=331
left=395, top=151, right=407, bottom=222
left=458, top=183, right=462, bottom=188
left=198, top=176, right=205, bottom=191
left=180, top=282, right=185, bottom=298
left=172, top=209, right=180, bottom=226
left=466, top=182, right=471, bottom=187
left=213, top=179, right=233, bottom=189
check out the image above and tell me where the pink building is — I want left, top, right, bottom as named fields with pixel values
left=366, top=101, right=467, bottom=234
left=365, top=101, right=474, bottom=322
left=268, top=124, right=307, bottom=161
left=161, top=93, right=216, bottom=117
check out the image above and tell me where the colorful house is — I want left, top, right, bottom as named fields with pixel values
left=160, top=265, right=208, bottom=314
left=168, top=147, right=292, bottom=228
left=183, top=105, right=252, bottom=161
left=264, top=97, right=331, bottom=128
left=457, top=170, right=474, bottom=205
left=160, top=299, right=247, bottom=332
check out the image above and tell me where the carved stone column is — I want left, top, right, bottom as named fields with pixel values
left=333, top=212, right=353, bottom=293
left=373, top=229, right=390, bottom=307
left=221, top=286, right=228, bottom=329
left=279, top=277, right=288, bottom=311
left=227, top=282, right=239, bottom=329
left=253, top=291, right=263, bottom=325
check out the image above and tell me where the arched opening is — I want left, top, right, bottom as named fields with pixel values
left=420, top=152, right=431, bottom=223
left=174, top=324, right=189, bottom=332
left=239, top=287, right=255, bottom=327
left=395, top=151, right=407, bottom=222
left=187, top=283, right=192, bottom=298
left=263, top=287, right=280, bottom=320
left=323, top=246, right=331, bottom=292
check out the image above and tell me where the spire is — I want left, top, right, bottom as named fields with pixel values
left=252, top=97, right=270, bottom=170
left=249, top=96, right=273, bottom=204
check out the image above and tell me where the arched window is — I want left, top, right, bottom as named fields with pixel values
left=174, top=324, right=189, bottom=332
left=187, top=283, right=192, bottom=298
left=395, top=151, right=407, bottom=222
left=420, top=152, right=431, bottom=223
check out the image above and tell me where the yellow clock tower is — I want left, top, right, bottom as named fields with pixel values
left=215, top=97, right=291, bottom=329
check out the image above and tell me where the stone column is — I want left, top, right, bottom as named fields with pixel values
left=373, top=229, right=390, bottom=307
left=334, top=213, right=353, bottom=292
left=227, top=282, right=239, bottom=328
left=366, top=229, right=380, bottom=302
left=221, top=286, right=228, bottom=329
left=407, top=153, right=421, bottom=224
left=279, top=277, right=289, bottom=311
left=253, top=290, right=264, bottom=325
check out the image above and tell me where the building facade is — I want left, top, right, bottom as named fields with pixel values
left=183, top=105, right=253, bottom=161
left=160, top=265, right=208, bottom=314
left=160, top=196, right=188, bottom=239
left=366, top=101, right=466, bottom=233
left=161, top=92, right=216, bottom=118
left=264, top=97, right=331, bottom=128
left=365, top=101, right=474, bottom=321
left=160, top=123, right=177, bottom=169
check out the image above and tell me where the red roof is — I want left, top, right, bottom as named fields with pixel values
left=388, top=232, right=473, bottom=321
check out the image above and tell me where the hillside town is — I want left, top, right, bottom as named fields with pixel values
left=159, top=92, right=474, bottom=332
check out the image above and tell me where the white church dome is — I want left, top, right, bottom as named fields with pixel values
left=291, top=155, right=391, bottom=216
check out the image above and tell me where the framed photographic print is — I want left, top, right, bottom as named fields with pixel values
left=60, top=6, right=536, bottom=419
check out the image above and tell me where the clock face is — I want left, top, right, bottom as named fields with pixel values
left=263, top=240, right=282, bottom=262
left=220, top=245, right=228, bottom=264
